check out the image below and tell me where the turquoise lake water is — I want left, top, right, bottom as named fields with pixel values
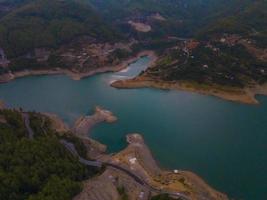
left=0, top=57, right=266, bottom=200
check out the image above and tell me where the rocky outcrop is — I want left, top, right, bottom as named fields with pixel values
left=43, top=111, right=107, bottom=159
left=73, top=106, right=117, bottom=137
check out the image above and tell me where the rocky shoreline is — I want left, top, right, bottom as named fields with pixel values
left=75, top=133, right=229, bottom=200
left=52, top=107, right=228, bottom=200
left=0, top=102, right=229, bottom=199
left=111, top=76, right=267, bottom=104
left=73, top=106, right=117, bottom=137
left=0, top=50, right=156, bottom=83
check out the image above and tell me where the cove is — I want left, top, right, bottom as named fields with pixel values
left=0, top=57, right=266, bottom=200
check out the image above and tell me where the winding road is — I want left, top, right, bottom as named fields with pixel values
left=60, top=139, right=102, bottom=168
left=20, top=105, right=190, bottom=199
left=60, top=139, right=190, bottom=200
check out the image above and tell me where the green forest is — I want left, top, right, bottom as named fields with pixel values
left=0, top=109, right=98, bottom=200
left=0, top=0, right=120, bottom=58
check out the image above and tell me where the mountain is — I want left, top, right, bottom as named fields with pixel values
left=1, top=0, right=264, bottom=59
left=199, top=0, right=267, bottom=46
left=111, top=0, right=267, bottom=104
left=88, top=0, right=256, bottom=36
left=0, top=0, right=266, bottom=89
left=0, top=0, right=120, bottom=58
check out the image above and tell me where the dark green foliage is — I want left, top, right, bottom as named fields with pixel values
left=0, top=109, right=27, bottom=138
left=90, top=0, right=264, bottom=38
left=60, top=133, right=88, bottom=159
left=117, top=186, right=128, bottom=200
left=112, top=49, right=131, bottom=60
left=0, top=66, right=8, bottom=75
left=251, top=32, right=267, bottom=48
left=29, top=112, right=53, bottom=138
left=0, top=0, right=266, bottom=87
left=199, top=0, right=267, bottom=43
left=0, top=0, right=120, bottom=58
left=0, top=137, right=87, bottom=200
left=28, top=176, right=81, bottom=200
left=9, top=57, right=45, bottom=71
left=132, top=39, right=177, bottom=55
left=149, top=42, right=267, bottom=87
left=0, top=109, right=98, bottom=200
left=47, top=53, right=67, bottom=69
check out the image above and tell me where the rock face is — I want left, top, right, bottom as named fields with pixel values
left=73, top=106, right=117, bottom=136
left=69, top=106, right=117, bottom=159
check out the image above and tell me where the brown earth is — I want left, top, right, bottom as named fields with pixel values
left=111, top=76, right=267, bottom=104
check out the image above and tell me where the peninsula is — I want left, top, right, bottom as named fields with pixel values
left=112, top=36, right=267, bottom=104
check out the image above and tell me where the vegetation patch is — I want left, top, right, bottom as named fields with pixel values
left=0, top=109, right=99, bottom=200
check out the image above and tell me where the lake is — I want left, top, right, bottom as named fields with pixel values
left=0, top=57, right=266, bottom=200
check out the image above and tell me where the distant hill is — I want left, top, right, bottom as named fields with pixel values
left=1, top=0, right=264, bottom=59
left=199, top=0, right=267, bottom=45
left=89, top=0, right=263, bottom=37
left=124, top=0, right=267, bottom=90
left=0, top=0, right=266, bottom=82
left=0, top=0, right=120, bottom=58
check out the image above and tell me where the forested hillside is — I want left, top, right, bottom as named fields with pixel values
left=199, top=0, right=267, bottom=46
left=0, top=109, right=98, bottom=200
left=0, top=0, right=119, bottom=58
left=125, top=0, right=267, bottom=88
left=89, top=0, right=259, bottom=36
left=0, top=0, right=265, bottom=58
left=0, top=0, right=266, bottom=87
